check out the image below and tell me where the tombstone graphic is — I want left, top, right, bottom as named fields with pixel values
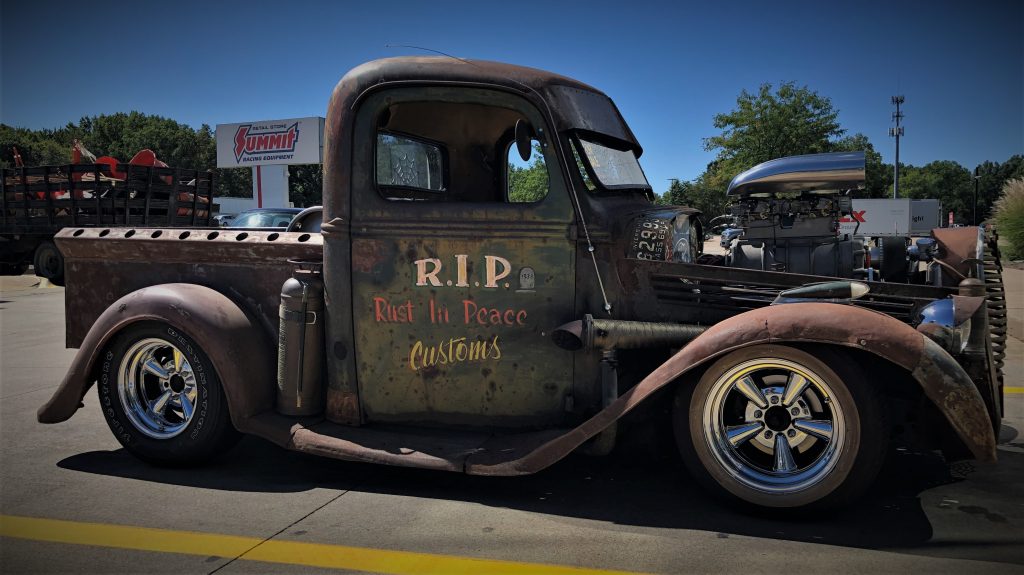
left=517, top=267, right=536, bottom=291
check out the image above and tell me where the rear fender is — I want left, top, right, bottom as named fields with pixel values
left=471, top=302, right=996, bottom=475
left=37, top=283, right=275, bottom=429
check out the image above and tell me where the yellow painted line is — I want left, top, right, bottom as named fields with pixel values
left=1006, top=386, right=1024, bottom=394
left=0, top=515, right=645, bottom=575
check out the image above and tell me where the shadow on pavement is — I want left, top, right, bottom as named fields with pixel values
left=57, top=423, right=1024, bottom=567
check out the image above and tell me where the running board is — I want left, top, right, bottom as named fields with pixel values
left=239, top=412, right=569, bottom=476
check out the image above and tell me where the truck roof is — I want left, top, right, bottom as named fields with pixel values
left=327, top=56, right=641, bottom=153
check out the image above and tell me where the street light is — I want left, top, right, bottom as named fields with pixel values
left=973, top=166, right=981, bottom=226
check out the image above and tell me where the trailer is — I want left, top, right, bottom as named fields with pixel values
left=1, top=162, right=216, bottom=284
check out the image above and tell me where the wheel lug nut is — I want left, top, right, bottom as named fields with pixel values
left=791, top=407, right=800, bottom=415
left=754, top=410, right=763, bottom=418
left=770, top=396, right=779, bottom=404
left=764, top=431, right=773, bottom=439
left=787, top=429, right=796, bottom=437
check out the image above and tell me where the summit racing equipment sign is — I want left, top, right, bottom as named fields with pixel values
left=234, top=123, right=298, bottom=163
left=216, top=117, right=324, bottom=168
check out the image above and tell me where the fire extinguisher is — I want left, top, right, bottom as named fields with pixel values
left=276, top=261, right=325, bottom=416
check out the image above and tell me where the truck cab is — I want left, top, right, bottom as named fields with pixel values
left=39, top=57, right=1002, bottom=511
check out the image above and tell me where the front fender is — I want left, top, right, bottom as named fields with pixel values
left=38, top=283, right=275, bottom=429
left=470, top=302, right=995, bottom=475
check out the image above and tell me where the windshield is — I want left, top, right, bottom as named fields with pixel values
left=230, top=210, right=298, bottom=228
left=578, top=137, right=650, bottom=190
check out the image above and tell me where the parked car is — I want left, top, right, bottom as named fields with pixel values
left=228, top=207, right=303, bottom=230
left=213, top=213, right=236, bottom=227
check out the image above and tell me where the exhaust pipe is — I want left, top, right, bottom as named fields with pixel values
left=552, top=315, right=706, bottom=351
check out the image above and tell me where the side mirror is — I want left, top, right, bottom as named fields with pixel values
left=514, top=119, right=534, bottom=162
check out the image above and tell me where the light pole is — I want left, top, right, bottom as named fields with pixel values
left=973, top=166, right=980, bottom=226
left=890, top=96, right=905, bottom=199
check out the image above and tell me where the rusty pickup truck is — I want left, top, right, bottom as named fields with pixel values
left=38, top=57, right=1004, bottom=510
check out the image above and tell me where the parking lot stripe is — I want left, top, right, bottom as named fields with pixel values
left=0, top=515, right=645, bottom=575
left=1006, top=386, right=1024, bottom=394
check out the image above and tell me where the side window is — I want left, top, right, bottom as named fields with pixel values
left=376, top=133, right=445, bottom=192
left=569, top=140, right=596, bottom=191
left=507, top=139, right=549, bottom=203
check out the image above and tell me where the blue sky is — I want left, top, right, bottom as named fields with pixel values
left=2, top=0, right=1021, bottom=192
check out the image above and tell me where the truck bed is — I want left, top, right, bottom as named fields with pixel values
left=54, top=226, right=322, bottom=347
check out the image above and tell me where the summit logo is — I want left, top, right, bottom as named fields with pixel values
left=233, top=123, right=300, bottom=162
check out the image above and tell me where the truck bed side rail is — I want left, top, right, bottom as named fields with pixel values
left=1, top=164, right=217, bottom=234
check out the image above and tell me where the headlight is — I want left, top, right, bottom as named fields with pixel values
left=915, top=299, right=971, bottom=353
left=671, top=215, right=699, bottom=263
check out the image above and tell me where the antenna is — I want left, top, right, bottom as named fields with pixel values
left=889, top=95, right=905, bottom=199
left=383, top=44, right=474, bottom=66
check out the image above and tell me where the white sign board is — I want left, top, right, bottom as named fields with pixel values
left=216, top=117, right=324, bottom=168
left=910, top=199, right=942, bottom=234
left=839, top=198, right=944, bottom=237
left=839, top=198, right=910, bottom=237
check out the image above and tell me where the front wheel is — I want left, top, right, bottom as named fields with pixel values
left=675, top=345, right=886, bottom=509
left=97, top=322, right=240, bottom=465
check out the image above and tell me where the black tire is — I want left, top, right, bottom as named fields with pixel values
left=674, top=344, right=887, bottom=510
left=33, top=241, right=65, bottom=286
left=97, top=321, right=240, bottom=465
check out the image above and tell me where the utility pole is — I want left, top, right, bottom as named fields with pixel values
left=889, top=96, right=905, bottom=199
left=973, top=166, right=980, bottom=225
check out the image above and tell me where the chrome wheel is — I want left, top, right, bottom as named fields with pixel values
left=117, top=337, right=198, bottom=439
left=701, top=357, right=847, bottom=495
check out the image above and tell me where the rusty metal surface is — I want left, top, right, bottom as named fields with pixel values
left=913, top=338, right=997, bottom=461
left=55, top=227, right=322, bottom=348
left=933, top=226, right=984, bottom=279
left=326, top=80, right=581, bottom=427
left=464, top=302, right=995, bottom=475
left=38, top=283, right=275, bottom=429
left=321, top=58, right=650, bottom=426
left=240, top=412, right=567, bottom=473
left=552, top=316, right=706, bottom=351
left=617, top=258, right=954, bottom=325
left=48, top=58, right=996, bottom=480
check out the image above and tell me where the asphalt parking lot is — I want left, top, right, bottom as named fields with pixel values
left=1, top=271, right=1022, bottom=574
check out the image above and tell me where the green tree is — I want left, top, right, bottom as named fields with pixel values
left=704, top=82, right=844, bottom=178
left=1, top=113, right=255, bottom=198
left=0, top=125, right=67, bottom=167
left=832, top=133, right=892, bottom=198
left=975, top=155, right=1024, bottom=223
left=688, top=82, right=851, bottom=209
left=659, top=179, right=688, bottom=206
left=507, top=145, right=548, bottom=203
left=289, top=164, right=324, bottom=207
left=899, top=160, right=974, bottom=223
left=659, top=171, right=729, bottom=219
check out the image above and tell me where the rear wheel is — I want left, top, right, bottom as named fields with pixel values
left=675, top=345, right=886, bottom=509
left=97, top=322, right=240, bottom=464
left=33, top=241, right=64, bottom=286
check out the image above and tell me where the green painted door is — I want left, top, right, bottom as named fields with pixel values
left=349, top=86, right=576, bottom=428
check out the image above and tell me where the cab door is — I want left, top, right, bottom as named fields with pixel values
left=349, top=86, right=576, bottom=428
